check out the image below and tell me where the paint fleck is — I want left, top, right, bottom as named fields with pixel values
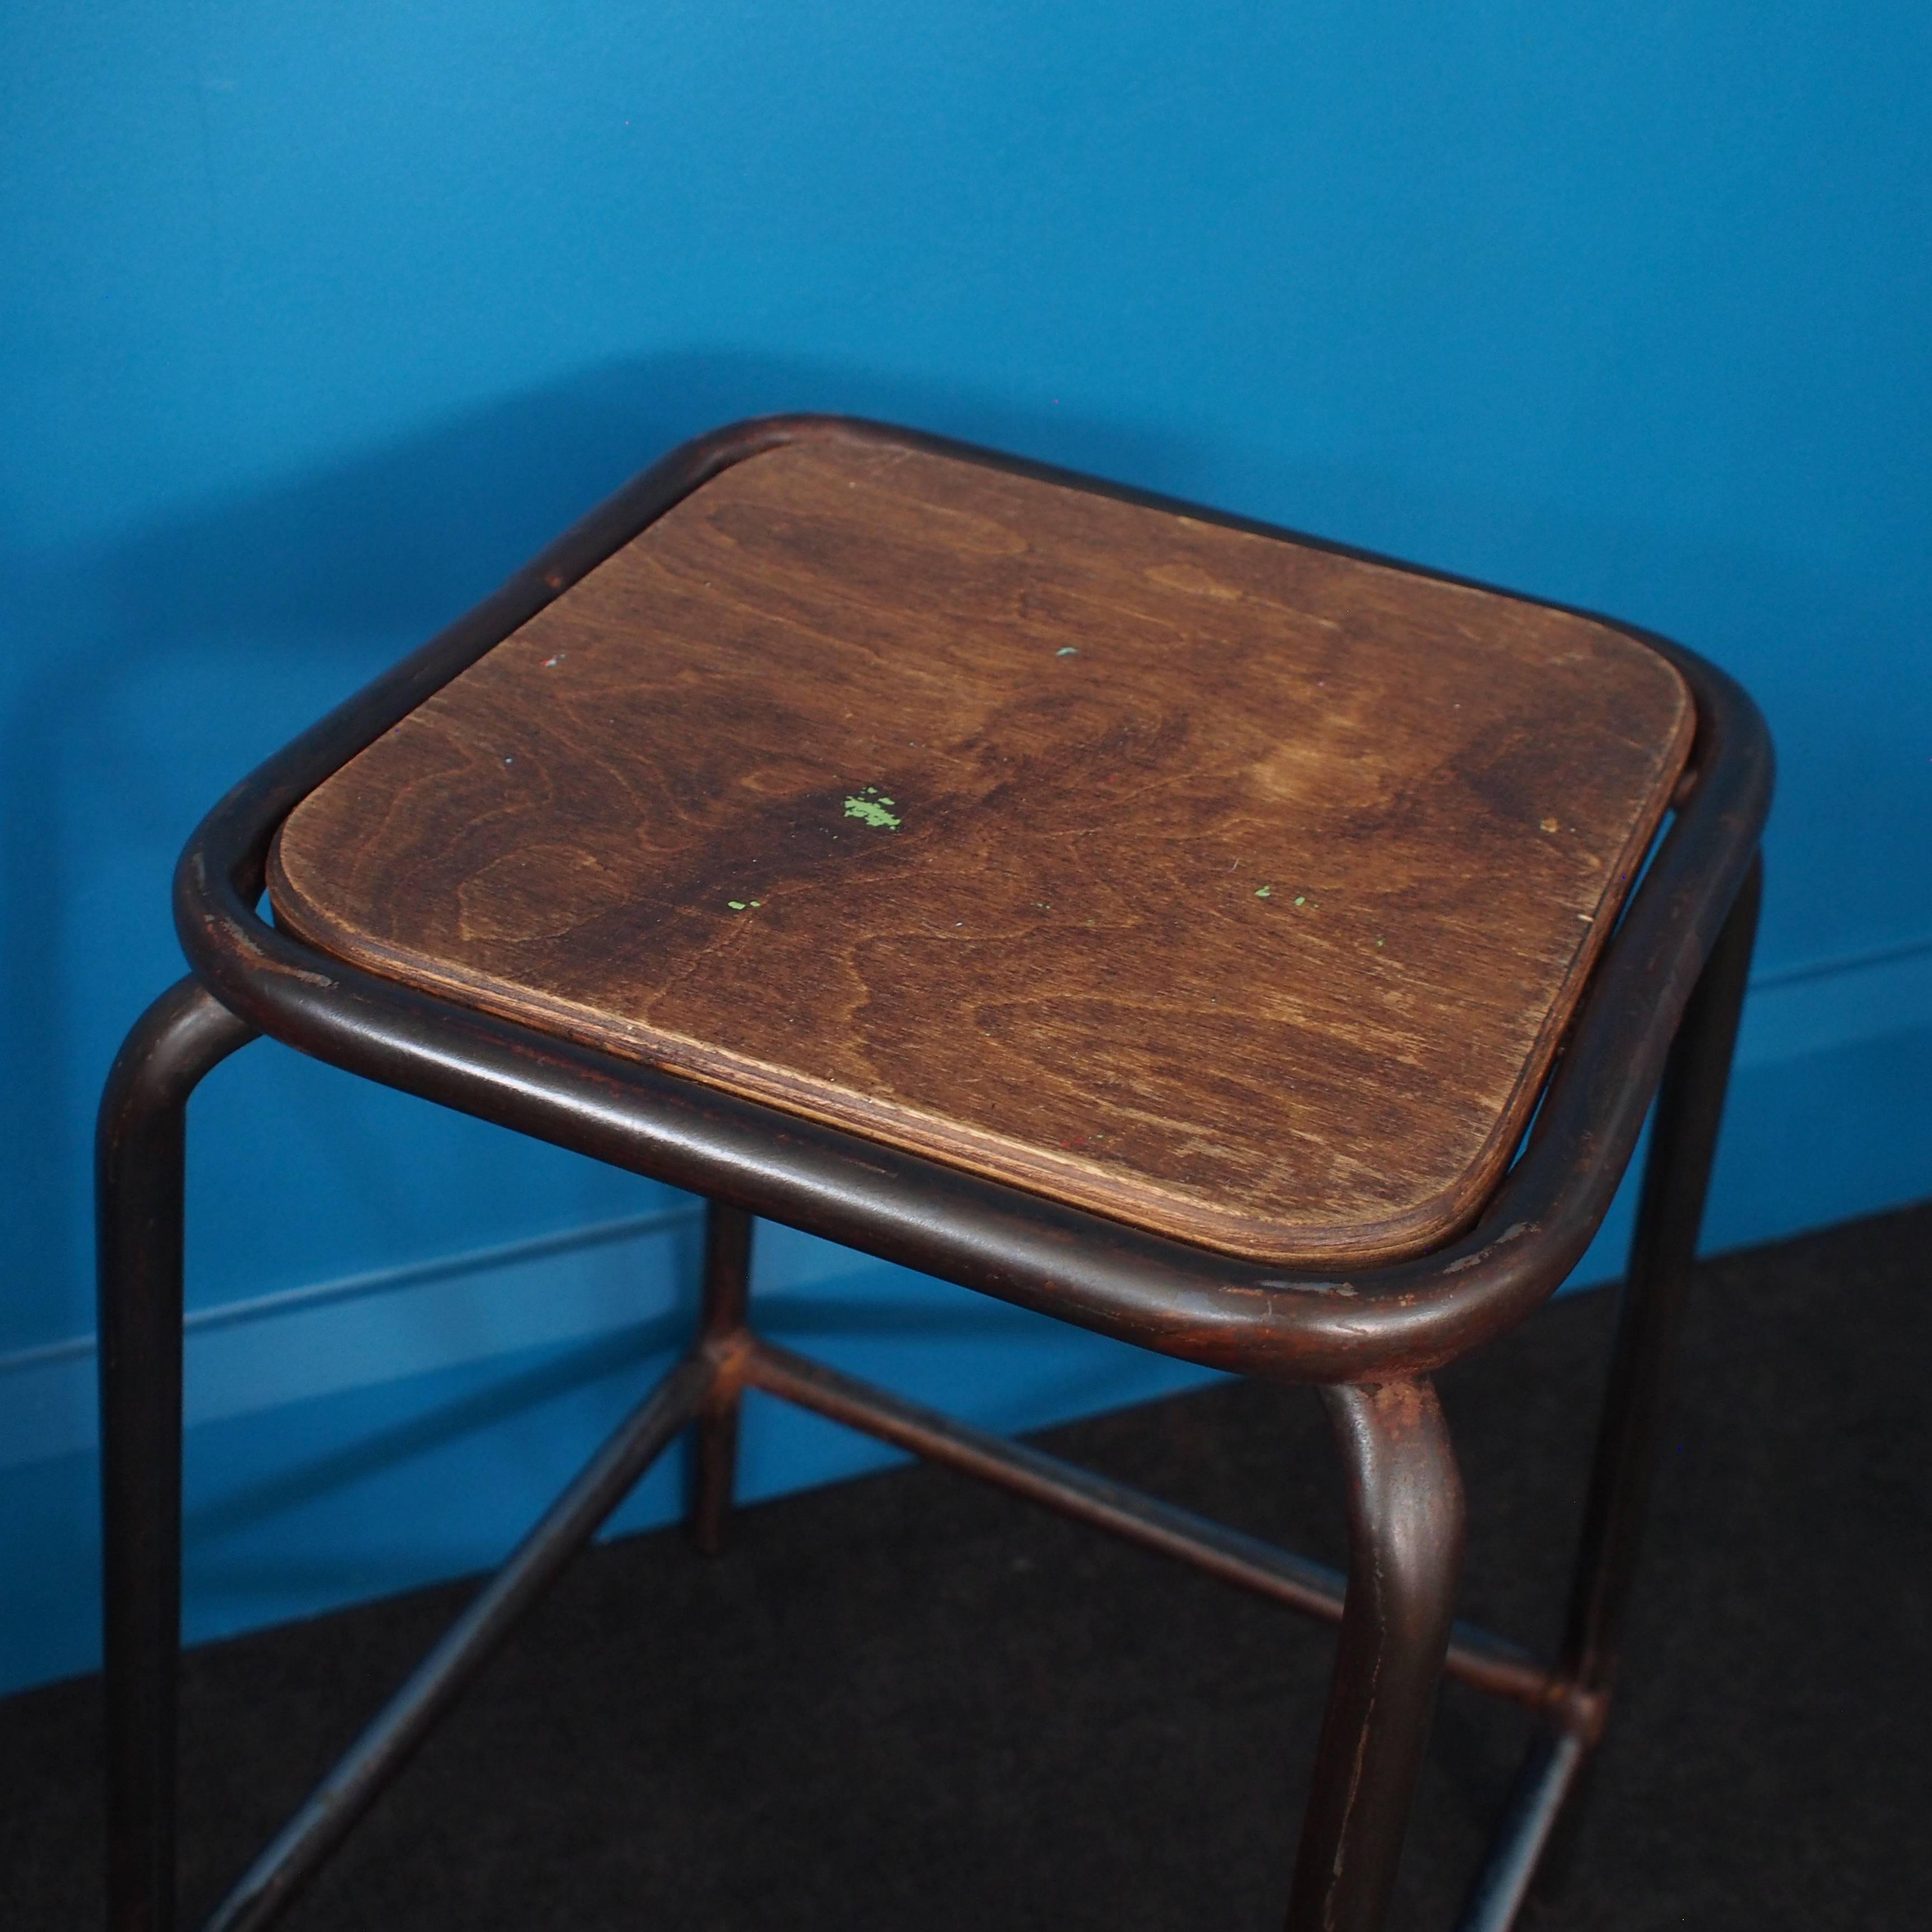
left=543, top=654, right=566, bottom=667
left=1255, top=885, right=1272, bottom=899
left=844, top=794, right=901, bottom=830
left=727, top=901, right=747, bottom=911
left=1056, top=646, right=1079, bottom=657
left=1293, top=894, right=1306, bottom=907
left=1540, top=816, right=1559, bottom=834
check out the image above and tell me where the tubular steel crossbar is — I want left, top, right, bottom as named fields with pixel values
left=737, top=1336, right=1559, bottom=1712
left=191, top=1325, right=1564, bottom=1932
left=196, top=1356, right=716, bottom=1932
left=98, top=414, right=1775, bottom=1932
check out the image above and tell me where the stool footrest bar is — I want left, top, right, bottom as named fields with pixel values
left=1452, top=1727, right=1590, bottom=1932
left=196, top=1353, right=714, bottom=1932
left=739, top=1338, right=1556, bottom=1711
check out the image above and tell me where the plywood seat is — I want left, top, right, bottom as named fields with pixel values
left=269, top=438, right=1692, bottom=1268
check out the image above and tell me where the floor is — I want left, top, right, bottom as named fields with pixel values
left=4, top=1200, right=1929, bottom=1930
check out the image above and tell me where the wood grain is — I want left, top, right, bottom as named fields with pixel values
left=269, top=437, right=1693, bottom=1265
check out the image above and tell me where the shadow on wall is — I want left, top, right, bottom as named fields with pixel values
left=91, top=353, right=1208, bottom=642
left=0, top=351, right=1205, bottom=1351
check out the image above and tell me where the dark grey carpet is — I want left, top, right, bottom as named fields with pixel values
left=4, top=1201, right=1929, bottom=1929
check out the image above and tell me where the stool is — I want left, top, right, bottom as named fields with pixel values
left=99, top=416, right=1770, bottom=1932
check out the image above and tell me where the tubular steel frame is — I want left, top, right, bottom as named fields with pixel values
left=97, top=415, right=1772, bottom=1932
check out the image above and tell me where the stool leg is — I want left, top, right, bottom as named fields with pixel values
left=1561, top=851, right=1761, bottom=1703
left=688, top=1199, right=754, bottom=1555
left=97, top=979, right=256, bottom=1932
left=1286, top=1377, right=1466, bottom=1932
left=1455, top=853, right=1763, bottom=1932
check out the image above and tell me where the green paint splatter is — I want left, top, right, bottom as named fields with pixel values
left=1255, top=885, right=1272, bottom=899
left=727, top=901, right=747, bottom=911
left=1294, top=895, right=1308, bottom=907
left=844, top=794, right=901, bottom=831
left=1056, top=646, right=1079, bottom=657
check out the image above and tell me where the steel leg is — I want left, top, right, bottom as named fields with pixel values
left=688, top=1200, right=754, bottom=1555
left=1286, top=1378, right=1467, bottom=1932
left=1561, top=852, right=1761, bottom=1701
left=97, top=979, right=257, bottom=1932
left=1456, top=853, right=1763, bottom=1932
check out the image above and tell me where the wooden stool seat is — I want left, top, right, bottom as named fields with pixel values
left=272, top=438, right=1692, bottom=1265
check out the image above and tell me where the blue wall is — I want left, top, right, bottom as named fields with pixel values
left=4, top=2, right=1929, bottom=1693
